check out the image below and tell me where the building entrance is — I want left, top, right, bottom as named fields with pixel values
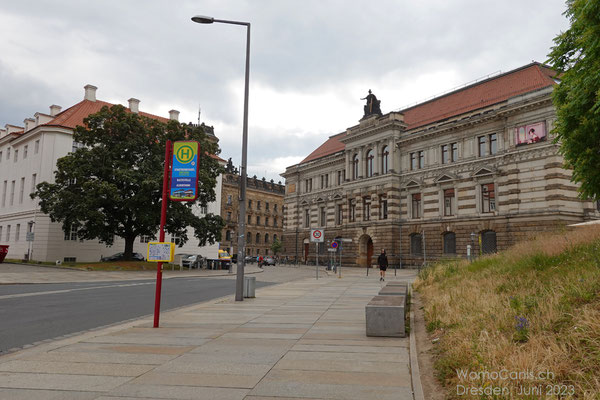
left=358, top=234, right=374, bottom=268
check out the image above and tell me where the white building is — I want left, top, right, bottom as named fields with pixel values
left=0, top=84, right=224, bottom=263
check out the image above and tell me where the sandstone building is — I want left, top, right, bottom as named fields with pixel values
left=281, top=63, right=599, bottom=267
left=220, top=160, right=285, bottom=259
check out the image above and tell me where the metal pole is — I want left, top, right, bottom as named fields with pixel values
left=396, top=224, right=400, bottom=276
left=295, top=228, right=298, bottom=266
left=422, top=229, right=426, bottom=270
left=316, top=242, right=319, bottom=279
left=154, top=140, right=171, bottom=328
left=233, top=22, right=251, bottom=301
left=339, top=241, right=342, bottom=278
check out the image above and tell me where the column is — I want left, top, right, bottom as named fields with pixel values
left=345, top=151, right=351, bottom=182
left=373, top=141, right=380, bottom=176
left=388, top=137, right=396, bottom=173
left=358, top=147, right=364, bottom=179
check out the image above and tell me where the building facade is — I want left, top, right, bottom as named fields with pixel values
left=281, top=63, right=600, bottom=267
left=220, top=160, right=285, bottom=259
left=0, top=84, right=224, bottom=263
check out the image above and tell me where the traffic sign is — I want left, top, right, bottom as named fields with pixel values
left=310, top=229, right=324, bottom=243
left=341, top=238, right=352, bottom=243
left=169, top=141, right=200, bottom=202
left=328, top=248, right=337, bottom=252
left=331, top=241, right=338, bottom=249
left=26, top=232, right=35, bottom=242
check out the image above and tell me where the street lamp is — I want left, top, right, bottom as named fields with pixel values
left=192, top=15, right=251, bottom=302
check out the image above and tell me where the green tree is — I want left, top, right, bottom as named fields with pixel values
left=270, top=238, right=283, bottom=255
left=33, top=105, right=224, bottom=260
left=548, top=0, right=600, bottom=199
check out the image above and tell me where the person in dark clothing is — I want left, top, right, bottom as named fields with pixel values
left=377, top=249, right=388, bottom=281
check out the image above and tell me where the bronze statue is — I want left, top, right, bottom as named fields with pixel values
left=361, top=89, right=382, bottom=117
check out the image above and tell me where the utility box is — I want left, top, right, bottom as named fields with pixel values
left=244, top=276, right=256, bottom=298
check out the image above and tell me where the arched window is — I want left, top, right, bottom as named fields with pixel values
left=273, top=234, right=278, bottom=242
left=443, top=232, right=456, bottom=254
left=481, top=231, right=497, bottom=254
left=255, top=233, right=260, bottom=244
left=225, top=230, right=231, bottom=241
left=410, top=233, right=423, bottom=255
left=265, top=233, right=269, bottom=243
left=352, top=154, right=359, bottom=180
left=366, top=149, right=374, bottom=177
left=381, top=145, right=389, bottom=174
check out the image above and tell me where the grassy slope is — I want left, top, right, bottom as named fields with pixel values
left=414, top=226, right=600, bottom=399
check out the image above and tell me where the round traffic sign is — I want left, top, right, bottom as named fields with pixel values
left=331, top=241, right=338, bottom=249
left=312, top=230, right=322, bottom=239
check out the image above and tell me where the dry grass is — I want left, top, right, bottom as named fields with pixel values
left=414, top=225, right=600, bottom=399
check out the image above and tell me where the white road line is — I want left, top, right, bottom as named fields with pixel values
left=0, top=282, right=154, bottom=300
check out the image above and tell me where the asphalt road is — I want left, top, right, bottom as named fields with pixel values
left=0, top=277, right=273, bottom=354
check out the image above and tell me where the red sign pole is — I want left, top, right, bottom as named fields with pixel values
left=153, top=140, right=172, bottom=328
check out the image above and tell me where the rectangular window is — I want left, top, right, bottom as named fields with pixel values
left=478, top=136, right=486, bottom=157
left=481, top=183, right=495, bottom=213
left=257, top=201, right=261, bottom=210
left=6, top=225, right=10, bottom=241
left=320, top=207, right=326, bottom=226
left=227, top=195, right=232, bottom=205
left=2, top=181, right=6, bottom=207
left=379, top=196, right=388, bottom=220
left=418, top=151, right=424, bottom=169
left=170, top=234, right=180, bottom=246
left=489, top=133, right=497, bottom=155
left=7, top=148, right=10, bottom=161
left=72, top=141, right=84, bottom=153
left=451, top=143, right=458, bottom=162
left=248, top=199, right=252, bottom=209
left=410, top=152, right=417, bottom=170
left=248, top=215, right=252, bottom=224
left=64, top=225, right=78, bottom=241
left=305, top=209, right=310, bottom=227
left=19, top=177, right=24, bottom=204
left=411, top=193, right=421, bottom=219
left=441, top=145, right=449, bottom=164
left=274, top=217, right=278, bottom=227
left=320, top=175, right=324, bottom=189
left=14, top=149, right=18, bottom=162
left=337, top=171, right=342, bottom=185
left=336, top=204, right=343, bottom=225
left=31, top=174, right=37, bottom=195
left=274, top=204, right=278, bottom=212
left=349, top=199, right=356, bottom=222
left=0, top=151, right=2, bottom=162
left=23, top=145, right=28, bottom=159
left=140, top=235, right=153, bottom=243
left=363, top=197, right=371, bottom=221
left=265, top=217, right=269, bottom=227
left=256, top=216, right=261, bottom=225
left=444, top=188, right=454, bottom=216
left=266, top=202, right=269, bottom=210
left=227, top=212, right=232, bottom=222
left=15, top=224, right=20, bottom=242
left=10, top=180, right=15, bottom=206
left=35, top=140, right=40, bottom=154
left=200, top=205, right=208, bottom=214
left=324, top=174, right=329, bottom=188
left=0, top=227, right=2, bottom=241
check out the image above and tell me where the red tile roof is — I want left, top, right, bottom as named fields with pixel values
left=44, top=99, right=169, bottom=129
left=301, top=132, right=346, bottom=164
left=299, top=63, right=556, bottom=165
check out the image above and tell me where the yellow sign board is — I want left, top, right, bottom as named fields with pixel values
left=147, top=242, right=175, bottom=262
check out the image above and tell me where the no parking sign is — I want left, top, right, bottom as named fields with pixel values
left=310, top=229, right=324, bottom=243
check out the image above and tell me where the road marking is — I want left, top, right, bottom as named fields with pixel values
left=0, top=282, right=154, bottom=301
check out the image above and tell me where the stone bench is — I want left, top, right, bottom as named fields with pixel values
left=365, top=295, right=406, bottom=337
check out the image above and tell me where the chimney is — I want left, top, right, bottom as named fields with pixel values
left=169, top=109, right=180, bottom=122
left=23, top=118, right=35, bottom=132
left=128, top=98, right=140, bottom=114
left=84, top=84, right=97, bottom=101
left=49, top=104, right=62, bottom=116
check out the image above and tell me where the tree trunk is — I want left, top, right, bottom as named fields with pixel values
left=124, top=235, right=136, bottom=261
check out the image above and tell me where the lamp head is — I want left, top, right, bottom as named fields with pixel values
left=192, top=15, right=214, bottom=24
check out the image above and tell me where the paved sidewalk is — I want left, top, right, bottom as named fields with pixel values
left=0, top=270, right=417, bottom=400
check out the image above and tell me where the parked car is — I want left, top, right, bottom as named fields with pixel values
left=182, top=254, right=204, bottom=269
left=244, top=256, right=255, bottom=264
left=262, top=256, right=276, bottom=266
left=101, top=252, right=145, bottom=262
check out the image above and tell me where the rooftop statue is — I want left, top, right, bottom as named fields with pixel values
left=361, top=89, right=382, bottom=118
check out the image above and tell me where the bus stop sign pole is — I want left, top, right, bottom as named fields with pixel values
left=154, top=140, right=171, bottom=328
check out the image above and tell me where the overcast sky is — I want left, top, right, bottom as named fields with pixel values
left=0, top=1, right=569, bottom=182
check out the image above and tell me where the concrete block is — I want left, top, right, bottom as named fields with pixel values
left=385, top=281, right=408, bottom=288
left=378, top=286, right=407, bottom=297
left=365, top=296, right=405, bottom=337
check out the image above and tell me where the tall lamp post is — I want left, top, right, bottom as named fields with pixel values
left=192, top=15, right=250, bottom=301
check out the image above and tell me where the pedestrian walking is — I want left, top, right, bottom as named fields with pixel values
left=377, top=249, right=388, bottom=281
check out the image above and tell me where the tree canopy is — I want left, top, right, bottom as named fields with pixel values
left=33, top=104, right=224, bottom=259
left=548, top=0, right=600, bottom=199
